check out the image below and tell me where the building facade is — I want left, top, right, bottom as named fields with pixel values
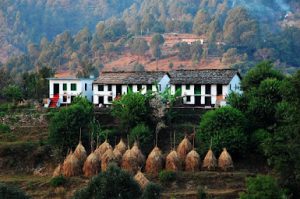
left=47, top=77, right=94, bottom=107
left=93, top=71, right=170, bottom=106
left=169, top=69, right=241, bottom=107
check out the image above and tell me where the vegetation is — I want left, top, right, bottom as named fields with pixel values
left=49, top=176, right=67, bottom=187
left=141, top=183, right=161, bottom=199
left=239, top=175, right=286, bottom=199
left=197, top=106, right=248, bottom=156
left=72, top=164, right=141, bottom=199
left=0, top=183, right=30, bottom=199
left=158, top=170, right=177, bottom=184
left=48, top=97, right=93, bottom=154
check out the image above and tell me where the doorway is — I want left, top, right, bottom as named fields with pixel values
left=205, top=97, right=211, bottom=106
left=99, top=96, right=104, bottom=104
left=195, top=96, right=201, bottom=106
left=54, top=84, right=59, bottom=95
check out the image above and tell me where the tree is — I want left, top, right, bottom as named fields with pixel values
left=240, top=175, right=286, bottom=199
left=150, top=34, right=165, bottom=48
left=73, top=164, right=142, bottom=199
left=129, top=123, right=152, bottom=151
left=141, top=183, right=161, bottom=199
left=130, top=38, right=149, bottom=62
left=2, top=85, right=23, bottom=103
left=197, top=106, right=248, bottom=156
left=48, top=97, right=93, bottom=154
left=176, top=42, right=191, bottom=60
left=193, top=10, right=211, bottom=35
left=111, top=91, right=150, bottom=132
left=190, top=41, right=203, bottom=63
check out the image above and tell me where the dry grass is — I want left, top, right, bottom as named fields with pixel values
left=121, top=149, right=139, bottom=174
left=218, top=148, right=234, bottom=171
left=62, top=151, right=80, bottom=177
left=115, top=138, right=127, bottom=155
left=74, top=141, right=87, bottom=166
left=95, top=140, right=112, bottom=160
left=202, top=149, right=217, bottom=171
left=177, top=136, right=192, bottom=161
left=101, top=148, right=116, bottom=172
left=113, top=148, right=122, bottom=165
left=52, top=164, right=62, bottom=177
left=131, top=142, right=145, bottom=167
left=185, top=150, right=200, bottom=172
left=82, top=152, right=100, bottom=177
left=165, top=150, right=181, bottom=171
left=145, top=146, right=163, bottom=176
left=134, top=171, right=150, bottom=190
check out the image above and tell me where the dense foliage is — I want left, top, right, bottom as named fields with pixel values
left=141, top=183, right=161, bottom=199
left=239, top=175, right=286, bottom=199
left=48, top=97, right=93, bottom=154
left=72, top=164, right=141, bottom=199
left=197, top=106, right=248, bottom=156
left=0, top=183, right=30, bottom=199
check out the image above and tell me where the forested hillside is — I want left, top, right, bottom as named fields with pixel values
left=0, top=0, right=300, bottom=79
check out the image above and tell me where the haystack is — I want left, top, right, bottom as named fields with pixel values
left=121, top=149, right=139, bottom=174
left=62, top=151, right=80, bottom=177
left=165, top=150, right=181, bottom=171
left=115, top=138, right=127, bottom=155
left=177, top=136, right=192, bottom=160
left=202, top=149, right=217, bottom=171
left=83, top=152, right=100, bottom=177
left=145, top=146, right=163, bottom=176
left=74, top=141, right=87, bottom=165
left=131, top=141, right=145, bottom=167
left=134, top=171, right=150, bottom=190
left=185, top=150, right=200, bottom=172
left=52, top=163, right=62, bottom=177
left=95, top=140, right=112, bottom=160
left=113, top=148, right=122, bottom=165
left=218, top=148, right=234, bottom=171
left=101, top=148, right=117, bottom=171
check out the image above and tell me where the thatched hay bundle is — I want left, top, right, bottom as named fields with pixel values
left=83, top=152, right=100, bottom=177
left=101, top=148, right=117, bottom=172
left=202, top=149, right=217, bottom=171
left=62, top=151, right=80, bottom=177
left=121, top=149, right=139, bottom=174
left=74, top=141, right=87, bottom=164
left=165, top=150, right=181, bottom=171
left=134, top=171, right=150, bottom=190
left=218, top=148, right=234, bottom=171
left=52, top=164, right=62, bottom=177
left=131, top=142, right=145, bottom=167
left=115, top=138, right=127, bottom=155
left=145, top=147, right=163, bottom=176
left=177, top=136, right=192, bottom=160
left=185, top=150, right=200, bottom=172
left=95, top=140, right=112, bottom=159
left=113, top=148, right=122, bottom=165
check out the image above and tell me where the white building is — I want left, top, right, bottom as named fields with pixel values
left=93, top=71, right=170, bottom=106
left=47, top=77, right=94, bottom=107
left=169, top=69, right=242, bottom=107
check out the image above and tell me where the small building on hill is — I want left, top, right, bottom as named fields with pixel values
left=46, top=76, right=94, bottom=108
left=93, top=71, right=170, bottom=106
left=169, top=69, right=241, bottom=108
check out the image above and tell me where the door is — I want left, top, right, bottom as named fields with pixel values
left=195, top=96, right=201, bottom=106
left=205, top=97, right=211, bottom=106
left=54, top=84, right=59, bottom=95
left=99, top=96, right=104, bottom=104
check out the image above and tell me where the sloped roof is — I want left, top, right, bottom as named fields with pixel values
left=169, top=69, right=240, bottom=84
left=94, top=71, right=167, bottom=84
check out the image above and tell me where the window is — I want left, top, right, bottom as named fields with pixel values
left=186, top=85, right=190, bottom=90
left=85, top=83, right=87, bottom=91
left=63, top=96, right=67, bottom=102
left=98, top=85, right=104, bottom=91
left=205, top=85, right=211, bottom=94
left=137, top=84, right=142, bottom=91
left=158, top=84, right=162, bottom=91
left=63, top=83, right=67, bottom=91
left=71, top=83, right=77, bottom=91
left=217, top=84, right=223, bottom=95
left=147, top=85, right=152, bottom=91
left=108, top=96, right=113, bottom=102
left=108, top=85, right=112, bottom=91
left=186, top=96, right=191, bottom=102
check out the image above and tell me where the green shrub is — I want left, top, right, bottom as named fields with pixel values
left=129, top=123, right=152, bottom=151
left=141, top=182, right=161, bottom=199
left=159, top=170, right=176, bottom=184
left=0, top=124, right=11, bottom=134
left=50, top=176, right=67, bottom=187
left=72, top=164, right=141, bottom=199
left=197, top=186, right=208, bottom=199
left=197, top=106, right=248, bottom=156
left=0, top=111, right=6, bottom=117
left=239, top=175, right=287, bottom=199
left=0, top=183, right=30, bottom=199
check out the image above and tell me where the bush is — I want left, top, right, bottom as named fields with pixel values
left=0, top=124, right=11, bottom=134
left=0, top=183, right=30, bottom=199
left=141, top=183, right=161, bottom=199
left=72, top=164, right=141, bottom=199
left=197, top=186, right=208, bottom=199
left=197, top=106, right=248, bottom=156
left=129, top=123, right=152, bottom=152
left=49, top=176, right=67, bottom=187
left=239, top=175, right=287, bottom=199
left=159, top=170, right=176, bottom=184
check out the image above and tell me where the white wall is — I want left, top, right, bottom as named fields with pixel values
left=228, top=74, right=242, bottom=94
left=159, top=74, right=170, bottom=93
